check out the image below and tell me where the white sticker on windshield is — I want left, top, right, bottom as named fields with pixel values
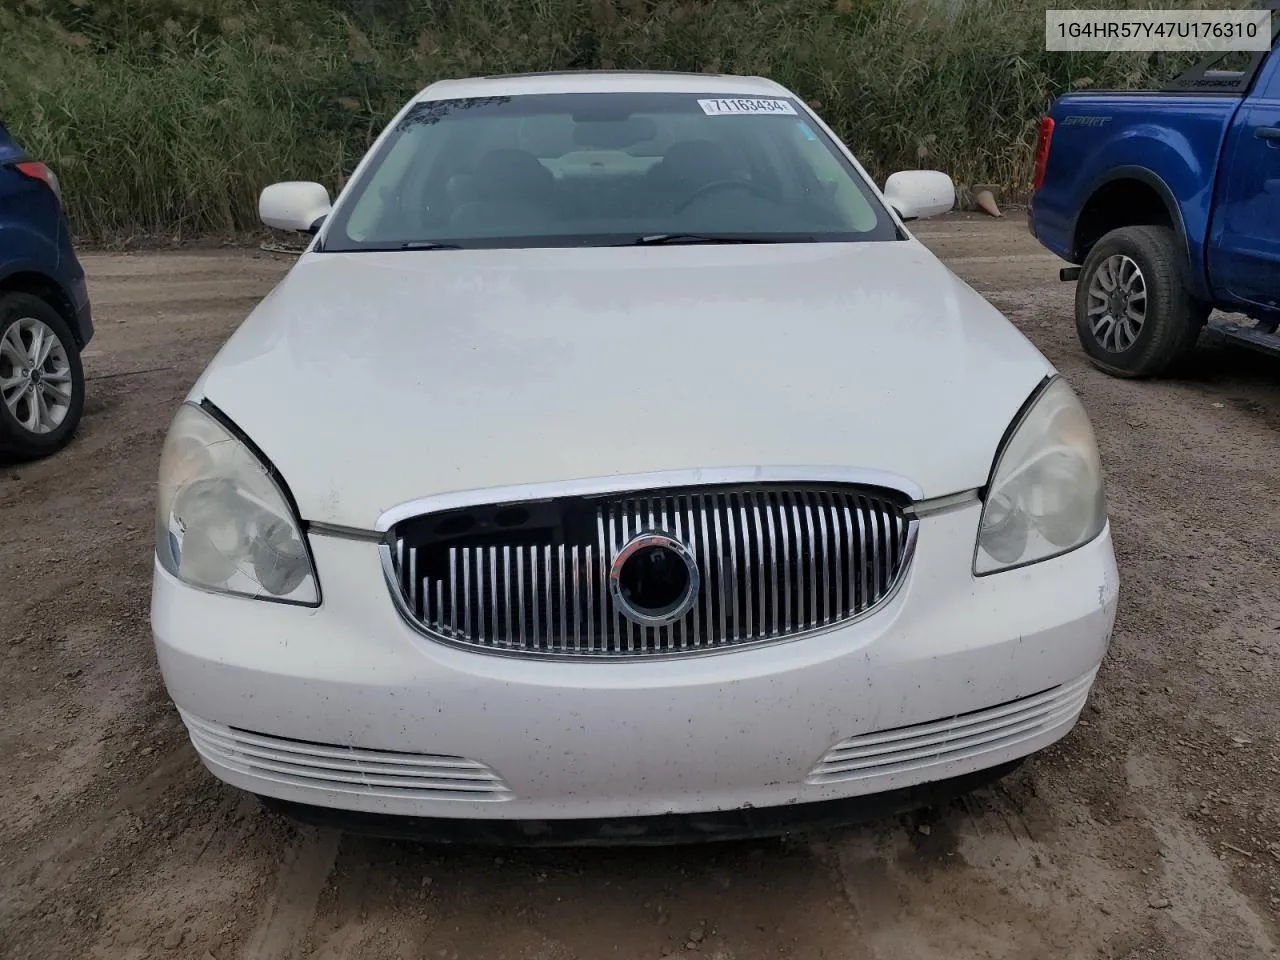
left=698, top=98, right=797, bottom=117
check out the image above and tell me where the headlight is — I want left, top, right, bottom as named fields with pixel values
left=155, top=403, right=319, bottom=604
left=975, top=377, right=1107, bottom=575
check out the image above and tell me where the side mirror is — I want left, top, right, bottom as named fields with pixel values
left=259, top=181, right=332, bottom=234
left=883, top=170, right=955, bottom=222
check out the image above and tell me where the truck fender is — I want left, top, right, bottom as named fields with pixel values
left=1068, top=165, right=1208, bottom=302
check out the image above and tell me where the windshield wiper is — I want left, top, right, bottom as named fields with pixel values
left=627, top=233, right=783, bottom=246
left=399, top=241, right=464, bottom=250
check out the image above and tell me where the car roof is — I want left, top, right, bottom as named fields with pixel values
left=415, top=70, right=793, bottom=102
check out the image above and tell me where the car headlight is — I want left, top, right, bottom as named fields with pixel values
left=155, top=402, right=319, bottom=604
left=974, top=377, right=1107, bottom=575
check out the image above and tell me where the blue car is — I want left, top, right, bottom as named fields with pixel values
left=0, top=120, right=92, bottom=458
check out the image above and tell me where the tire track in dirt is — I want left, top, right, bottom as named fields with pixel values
left=241, top=828, right=341, bottom=960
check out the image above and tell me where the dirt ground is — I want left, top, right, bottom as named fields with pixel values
left=1, top=214, right=1278, bottom=960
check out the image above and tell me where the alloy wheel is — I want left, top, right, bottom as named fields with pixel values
left=0, top=316, right=74, bottom=435
left=1086, top=254, right=1147, bottom=353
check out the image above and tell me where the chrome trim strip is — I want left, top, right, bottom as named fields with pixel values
left=903, top=489, right=981, bottom=518
left=304, top=521, right=386, bottom=542
left=374, top=466, right=923, bottom=532
left=310, top=481, right=973, bottom=544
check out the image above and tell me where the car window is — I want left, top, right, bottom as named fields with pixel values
left=323, top=92, right=897, bottom=250
left=784, top=119, right=880, bottom=233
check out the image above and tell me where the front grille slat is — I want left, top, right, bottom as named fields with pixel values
left=466, top=551, right=475, bottom=638
left=855, top=498, right=869, bottom=614
left=585, top=545, right=594, bottom=653
left=699, top=499, right=713, bottom=648
left=829, top=494, right=843, bottom=623
left=409, top=547, right=420, bottom=617
left=840, top=497, right=852, bottom=615
left=816, top=496, right=830, bottom=626
left=596, top=514, right=609, bottom=649
left=732, top=499, right=742, bottom=642
left=555, top=547, right=565, bottom=655
left=502, top=546, right=512, bottom=645
left=685, top=498, right=699, bottom=650
left=778, top=496, right=793, bottom=634
left=747, top=499, right=757, bottom=642
left=571, top=544, right=581, bottom=653
left=388, top=482, right=914, bottom=659
left=765, top=498, right=779, bottom=637
left=487, top=547, right=498, bottom=645
left=620, top=506, right=632, bottom=653
left=738, top=499, right=752, bottom=639
left=515, top=545, right=525, bottom=647
left=543, top=545, right=554, bottom=649
left=870, top=499, right=880, bottom=604
left=671, top=501, right=683, bottom=651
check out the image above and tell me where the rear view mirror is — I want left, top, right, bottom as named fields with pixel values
left=259, top=182, right=332, bottom=234
left=883, top=170, right=955, bottom=222
left=573, top=117, right=658, bottom=149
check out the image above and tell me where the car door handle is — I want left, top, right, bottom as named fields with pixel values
left=1256, top=126, right=1280, bottom=141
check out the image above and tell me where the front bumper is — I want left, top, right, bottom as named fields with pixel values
left=151, top=503, right=1119, bottom=823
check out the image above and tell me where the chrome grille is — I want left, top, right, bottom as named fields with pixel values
left=384, top=484, right=915, bottom=658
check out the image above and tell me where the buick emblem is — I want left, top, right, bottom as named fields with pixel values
left=609, top=532, right=700, bottom=628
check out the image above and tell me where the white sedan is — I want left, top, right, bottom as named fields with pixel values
left=151, top=71, right=1119, bottom=842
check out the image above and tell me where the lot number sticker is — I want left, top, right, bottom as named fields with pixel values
left=699, top=98, right=797, bottom=116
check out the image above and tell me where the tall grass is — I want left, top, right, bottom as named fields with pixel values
left=0, top=0, right=1203, bottom=241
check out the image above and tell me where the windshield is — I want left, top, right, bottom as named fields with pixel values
left=322, top=91, right=898, bottom=250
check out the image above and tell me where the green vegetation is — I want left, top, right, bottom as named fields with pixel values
left=0, top=0, right=1201, bottom=241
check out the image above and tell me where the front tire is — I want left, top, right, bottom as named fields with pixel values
left=0, top=293, right=86, bottom=460
left=1074, top=225, right=1208, bottom=378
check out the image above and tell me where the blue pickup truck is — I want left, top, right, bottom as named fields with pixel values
left=1028, top=20, right=1280, bottom=377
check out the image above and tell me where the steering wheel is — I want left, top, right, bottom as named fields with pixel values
left=674, top=179, right=768, bottom=213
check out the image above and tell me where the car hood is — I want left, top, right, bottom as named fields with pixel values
left=195, top=240, right=1052, bottom=529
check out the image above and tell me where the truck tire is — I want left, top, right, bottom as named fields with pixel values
left=0, top=292, right=86, bottom=460
left=1074, top=225, right=1208, bottom=378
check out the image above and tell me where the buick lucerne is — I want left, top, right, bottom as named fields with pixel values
left=150, top=72, right=1119, bottom=843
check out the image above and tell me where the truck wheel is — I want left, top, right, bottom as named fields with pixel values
left=1074, top=225, right=1208, bottom=378
left=0, top=293, right=86, bottom=460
